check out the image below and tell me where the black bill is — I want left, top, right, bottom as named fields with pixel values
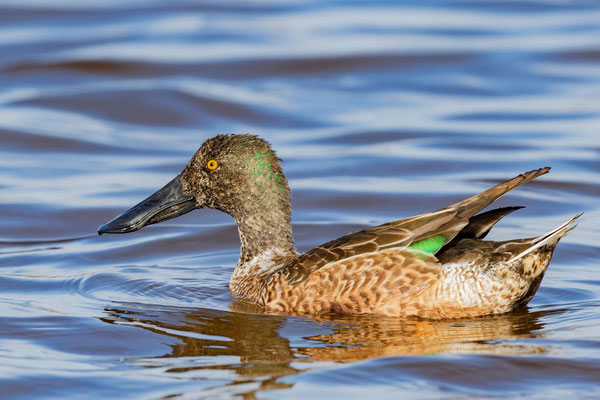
left=98, top=173, right=196, bottom=235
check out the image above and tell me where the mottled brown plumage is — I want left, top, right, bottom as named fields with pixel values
left=99, top=134, right=581, bottom=319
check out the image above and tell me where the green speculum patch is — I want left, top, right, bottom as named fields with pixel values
left=408, top=235, right=446, bottom=254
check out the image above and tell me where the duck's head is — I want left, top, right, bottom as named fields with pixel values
left=98, top=134, right=291, bottom=235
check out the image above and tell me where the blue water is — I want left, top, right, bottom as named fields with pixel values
left=1, top=1, right=599, bottom=398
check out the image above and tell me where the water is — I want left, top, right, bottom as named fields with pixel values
left=1, top=0, right=599, bottom=398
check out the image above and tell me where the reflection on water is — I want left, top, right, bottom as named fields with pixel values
left=101, top=302, right=557, bottom=397
left=1, top=0, right=600, bottom=398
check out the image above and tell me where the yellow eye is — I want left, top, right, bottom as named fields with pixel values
left=207, top=159, right=218, bottom=170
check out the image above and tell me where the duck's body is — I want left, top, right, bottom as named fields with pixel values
left=99, top=134, right=579, bottom=319
left=245, top=234, right=561, bottom=319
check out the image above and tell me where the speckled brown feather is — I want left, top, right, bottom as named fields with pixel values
left=264, top=249, right=442, bottom=316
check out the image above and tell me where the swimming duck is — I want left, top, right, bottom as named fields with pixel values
left=98, top=134, right=580, bottom=319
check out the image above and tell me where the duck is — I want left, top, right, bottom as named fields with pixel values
left=98, top=134, right=580, bottom=319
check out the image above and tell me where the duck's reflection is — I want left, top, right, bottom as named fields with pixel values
left=101, top=303, right=561, bottom=397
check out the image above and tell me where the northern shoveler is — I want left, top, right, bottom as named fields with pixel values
left=98, top=134, right=580, bottom=319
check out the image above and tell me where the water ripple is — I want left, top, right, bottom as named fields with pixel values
left=1, top=0, right=599, bottom=398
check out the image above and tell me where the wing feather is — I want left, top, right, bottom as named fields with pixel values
left=281, top=168, right=550, bottom=286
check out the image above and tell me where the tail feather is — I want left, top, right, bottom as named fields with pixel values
left=505, top=213, right=582, bottom=263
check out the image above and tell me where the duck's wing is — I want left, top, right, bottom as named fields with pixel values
left=282, top=167, right=550, bottom=286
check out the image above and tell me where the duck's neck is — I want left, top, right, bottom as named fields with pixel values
left=229, top=207, right=297, bottom=300
left=225, top=145, right=297, bottom=300
left=236, top=208, right=296, bottom=263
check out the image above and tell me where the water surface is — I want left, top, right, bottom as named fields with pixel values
left=1, top=0, right=599, bottom=398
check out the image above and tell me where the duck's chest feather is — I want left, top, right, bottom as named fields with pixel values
left=229, top=248, right=294, bottom=302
